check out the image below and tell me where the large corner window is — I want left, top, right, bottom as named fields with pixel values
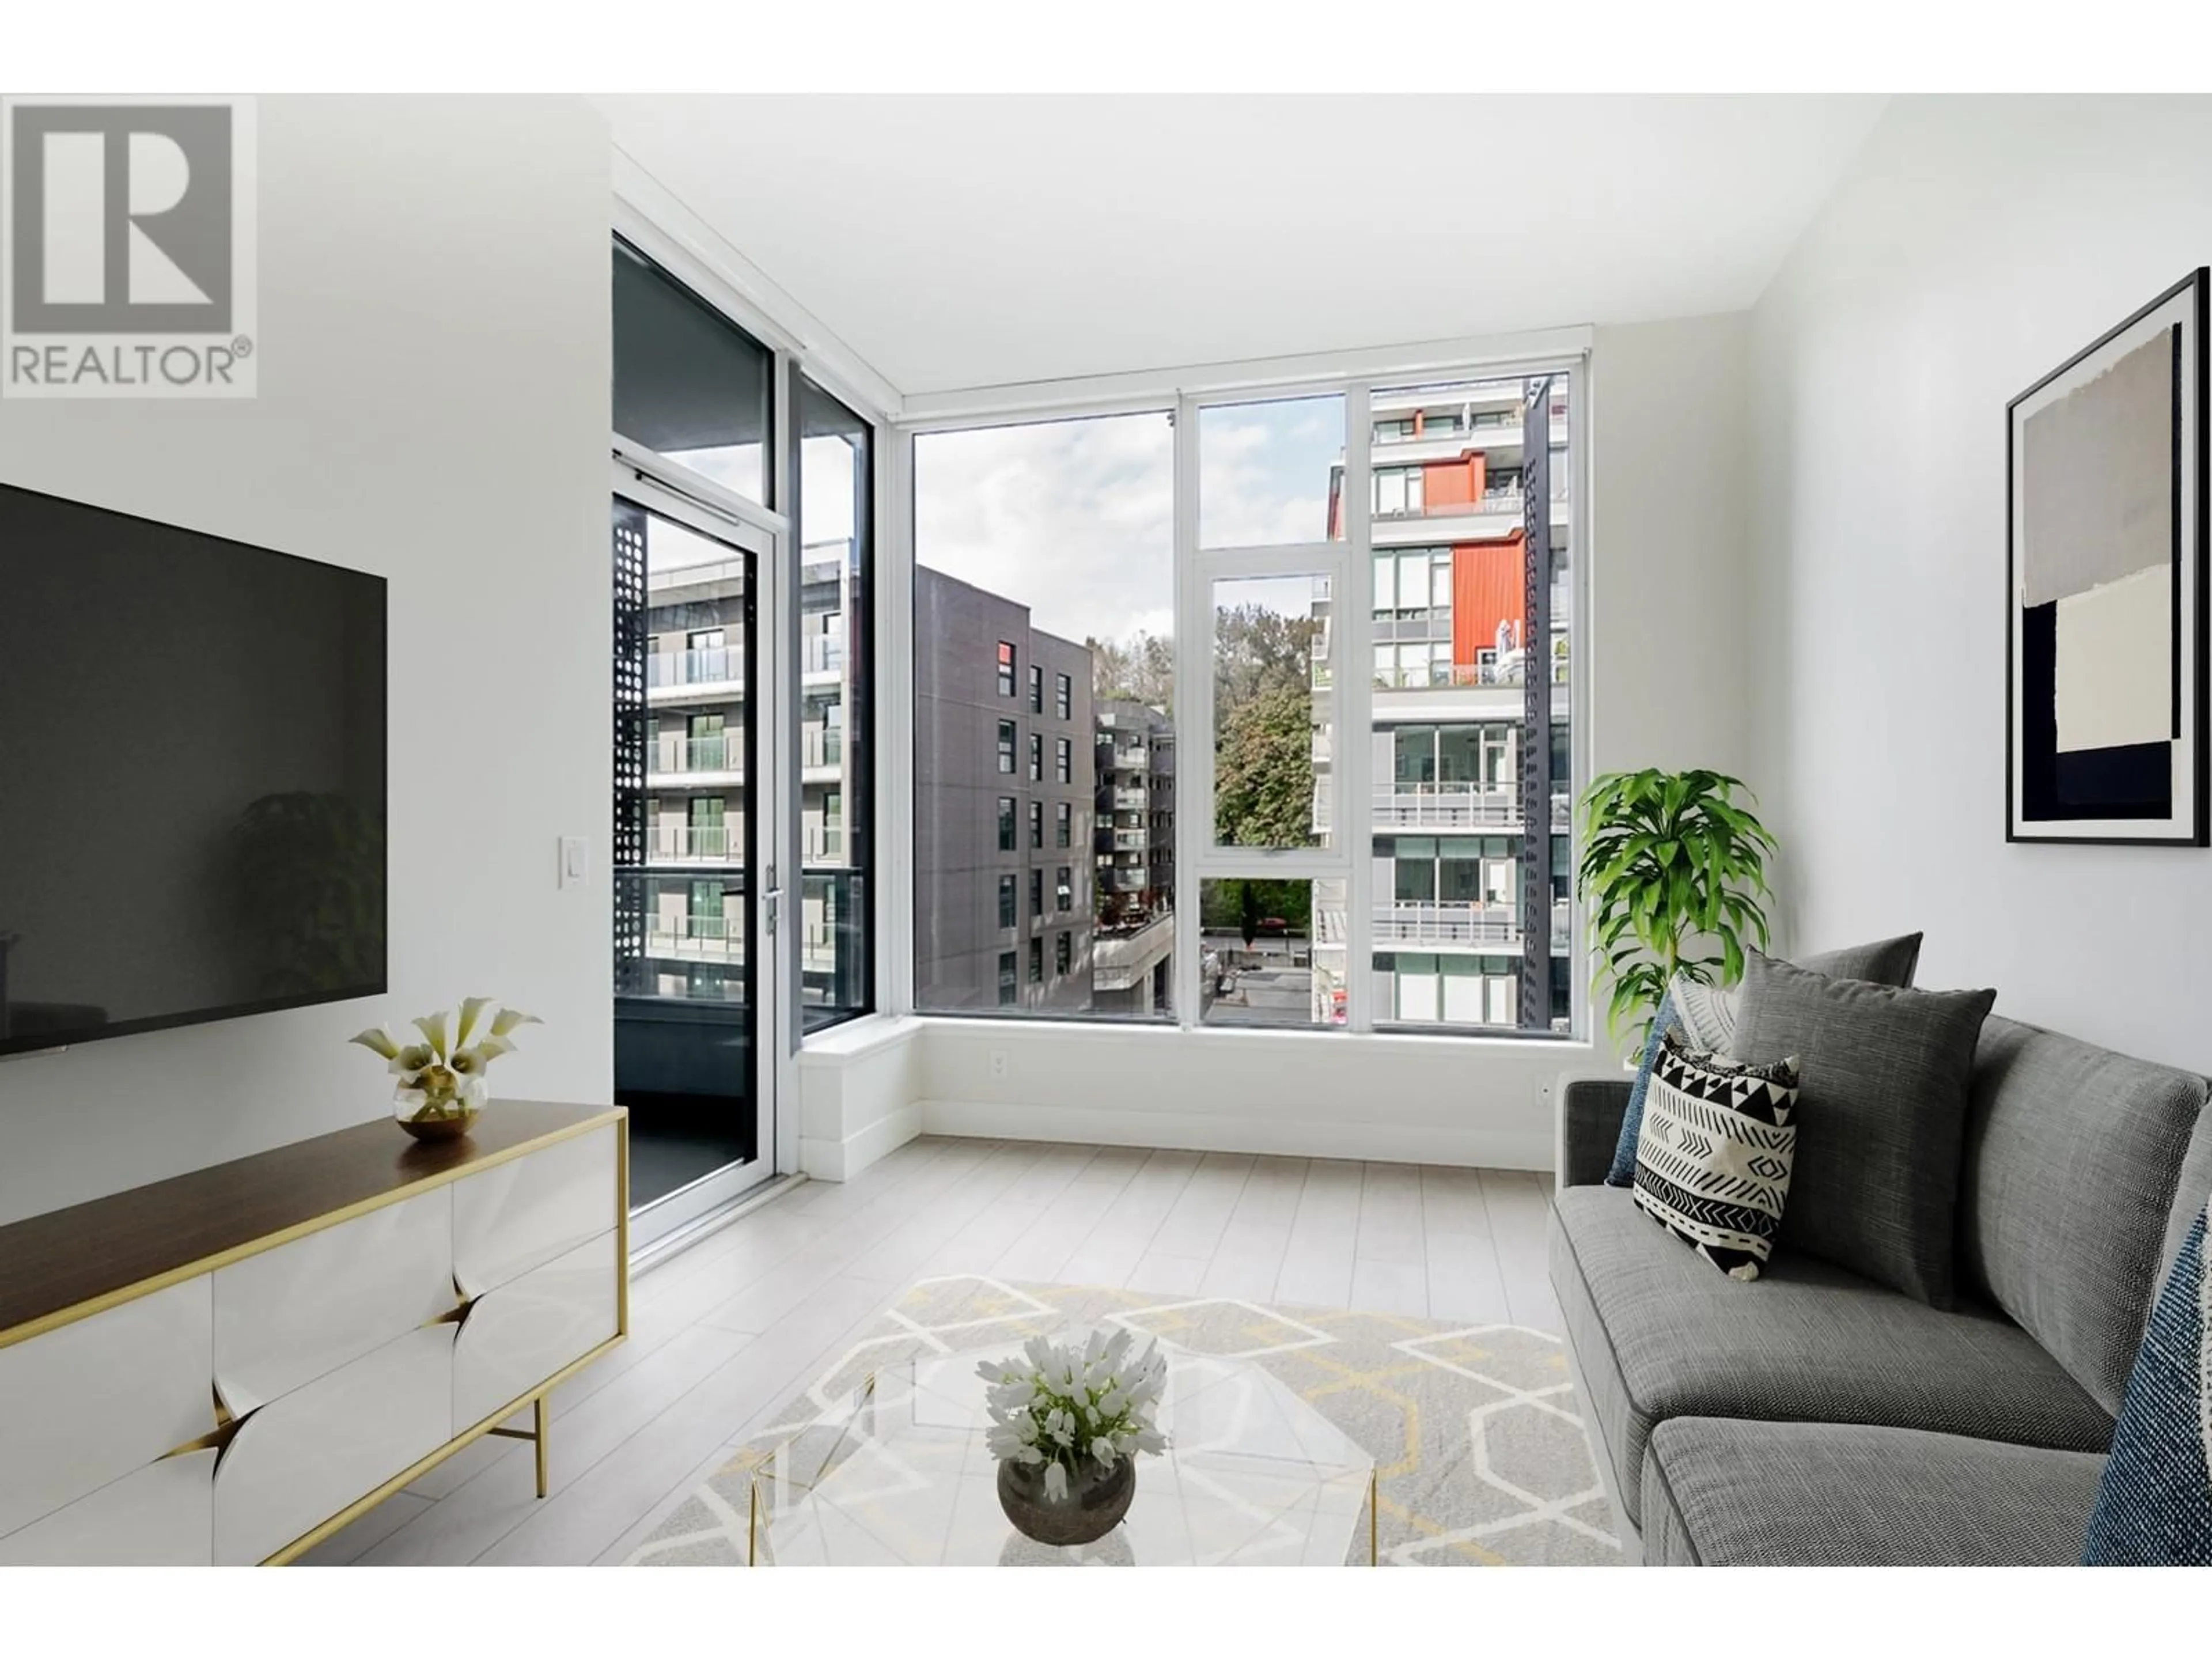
left=908, top=358, right=1580, bottom=1040
left=912, top=411, right=1175, bottom=1019
left=797, top=374, right=874, bottom=1032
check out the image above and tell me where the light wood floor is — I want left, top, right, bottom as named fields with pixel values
left=309, top=1135, right=1563, bottom=1568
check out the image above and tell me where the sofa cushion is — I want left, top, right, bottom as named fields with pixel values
left=2082, top=1198, right=2212, bottom=1565
left=1604, top=935, right=1922, bottom=1189
left=1728, top=952, right=1995, bottom=1308
left=1960, top=1015, right=2209, bottom=1416
left=1630, top=1033, right=1801, bottom=1280
left=1642, top=1418, right=2106, bottom=1566
left=1549, top=1184, right=2113, bottom=1529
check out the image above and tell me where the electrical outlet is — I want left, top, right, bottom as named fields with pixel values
left=988, top=1049, right=1009, bottom=1080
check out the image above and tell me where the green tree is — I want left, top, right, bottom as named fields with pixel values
left=1091, top=628, right=1175, bottom=710
left=1214, top=683, right=1315, bottom=847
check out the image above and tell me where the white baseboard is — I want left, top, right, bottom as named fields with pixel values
left=916, top=1099, right=1552, bottom=1171
left=799, top=1103, right=923, bottom=1183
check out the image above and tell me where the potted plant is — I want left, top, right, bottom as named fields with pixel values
left=1575, top=768, right=1778, bottom=1047
left=978, top=1329, right=1169, bottom=1547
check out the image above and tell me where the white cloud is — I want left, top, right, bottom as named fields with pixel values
left=914, top=399, right=1343, bottom=647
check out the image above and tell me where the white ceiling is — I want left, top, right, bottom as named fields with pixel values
left=593, top=94, right=1887, bottom=399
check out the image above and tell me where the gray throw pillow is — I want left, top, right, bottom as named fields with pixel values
left=1728, top=950, right=1995, bottom=1309
left=1796, top=931, right=1923, bottom=987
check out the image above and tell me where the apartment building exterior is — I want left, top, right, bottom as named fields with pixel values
left=1313, top=376, right=1575, bottom=1031
left=631, top=539, right=861, bottom=1014
left=915, top=567, right=1095, bottom=1012
left=1093, top=699, right=1176, bottom=1016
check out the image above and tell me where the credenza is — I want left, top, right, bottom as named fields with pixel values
left=0, top=1101, right=628, bottom=1565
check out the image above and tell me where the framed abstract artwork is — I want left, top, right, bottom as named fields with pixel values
left=2008, top=268, right=2209, bottom=844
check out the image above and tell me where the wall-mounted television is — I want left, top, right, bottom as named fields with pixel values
left=0, top=483, right=387, bottom=1058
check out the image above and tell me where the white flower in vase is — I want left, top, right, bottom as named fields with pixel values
left=352, top=998, right=540, bottom=1137
left=976, top=1327, right=1171, bottom=1518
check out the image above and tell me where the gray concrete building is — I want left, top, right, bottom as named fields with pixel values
left=914, top=567, right=1094, bottom=1012
left=1092, top=699, right=1175, bottom=1017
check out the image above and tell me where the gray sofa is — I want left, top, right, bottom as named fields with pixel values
left=1551, top=1013, right=2212, bottom=1566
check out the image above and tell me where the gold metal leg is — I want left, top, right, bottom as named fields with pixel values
left=1370, top=1469, right=1378, bottom=1566
left=534, top=1396, right=551, bottom=1499
left=749, top=1475, right=760, bottom=1567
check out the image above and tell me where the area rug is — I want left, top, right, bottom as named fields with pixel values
left=627, top=1276, right=1620, bottom=1567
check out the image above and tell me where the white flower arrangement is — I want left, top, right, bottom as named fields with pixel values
left=978, top=1328, right=1169, bottom=1502
left=350, top=997, right=540, bottom=1122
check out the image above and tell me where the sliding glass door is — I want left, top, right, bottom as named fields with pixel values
left=613, top=469, right=785, bottom=1247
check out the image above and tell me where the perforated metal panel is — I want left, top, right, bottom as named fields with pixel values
left=612, top=498, right=649, bottom=993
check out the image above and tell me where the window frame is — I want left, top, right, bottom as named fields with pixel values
left=892, top=338, right=1590, bottom=1041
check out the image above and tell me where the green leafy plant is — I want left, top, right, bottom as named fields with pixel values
left=1575, top=769, right=1777, bottom=1047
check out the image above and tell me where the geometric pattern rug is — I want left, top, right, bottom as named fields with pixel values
left=626, top=1276, right=1622, bottom=1567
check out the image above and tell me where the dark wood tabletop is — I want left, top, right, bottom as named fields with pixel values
left=0, top=1100, right=621, bottom=1342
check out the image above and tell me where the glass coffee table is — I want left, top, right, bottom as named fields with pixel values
left=748, top=1339, right=1377, bottom=1566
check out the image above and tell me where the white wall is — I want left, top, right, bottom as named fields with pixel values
left=904, top=313, right=1757, bottom=1172
left=1749, top=96, right=2212, bottom=1073
left=0, top=97, right=613, bottom=1225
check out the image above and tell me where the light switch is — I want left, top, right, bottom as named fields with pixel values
left=559, top=836, right=589, bottom=888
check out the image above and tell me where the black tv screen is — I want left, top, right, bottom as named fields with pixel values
left=0, top=484, right=387, bottom=1056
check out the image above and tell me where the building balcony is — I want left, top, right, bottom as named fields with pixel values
left=1370, top=491, right=1573, bottom=549
left=1372, top=785, right=1571, bottom=832
left=1110, top=787, right=1149, bottom=811
left=1373, top=899, right=1571, bottom=953
left=804, top=823, right=844, bottom=862
left=647, top=646, right=745, bottom=704
left=1104, top=865, right=1150, bottom=892
left=1109, top=828, right=1149, bottom=851
left=1108, top=746, right=1150, bottom=772
left=644, top=915, right=744, bottom=964
left=647, top=734, right=745, bottom=788
left=645, top=823, right=741, bottom=864
left=802, top=636, right=845, bottom=684
left=1093, top=910, right=1175, bottom=994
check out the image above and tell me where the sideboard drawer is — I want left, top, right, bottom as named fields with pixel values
left=452, top=1125, right=618, bottom=1297
left=0, top=1277, right=214, bottom=1541
left=213, top=1324, right=455, bottom=1566
left=453, top=1230, right=619, bottom=1431
left=213, top=1185, right=454, bottom=1417
left=0, top=1449, right=215, bottom=1567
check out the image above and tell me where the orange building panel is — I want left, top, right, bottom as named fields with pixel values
left=1452, top=535, right=1527, bottom=668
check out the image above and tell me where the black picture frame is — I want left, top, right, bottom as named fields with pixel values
left=2006, top=267, right=2210, bottom=846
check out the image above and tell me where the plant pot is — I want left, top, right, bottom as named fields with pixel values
left=996, top=1457, right=1135, bottom=1547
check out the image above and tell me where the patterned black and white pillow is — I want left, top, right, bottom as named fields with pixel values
left=1632, top=1031, right=1802, bottom=1282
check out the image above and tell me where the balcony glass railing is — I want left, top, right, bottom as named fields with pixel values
left=650, top=734, right=743, bottom=775
left=805, top=823, right=844, bottom=861
left=802, top=636, right=845, bottom=676
left=646, top=823, right=741, bottom=862
left=1370, top=899, right=1572, bottom=950
left=802, top=726, right=844, bottom=770
left=645, top=914, right=744, bottom=961
left=1369, top=786, right=1573, bottom=832
left=647, top=646, right=744, bottom=689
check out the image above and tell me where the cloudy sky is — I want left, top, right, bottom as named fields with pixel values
left=643, top=397, right=1343, bottom=639
left=914, top=397, right=1342, bottom=647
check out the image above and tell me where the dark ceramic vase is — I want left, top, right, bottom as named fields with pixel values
left=997, top=1457, right=1135, bottom=1547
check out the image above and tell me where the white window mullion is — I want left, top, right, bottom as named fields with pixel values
left=880, top=426, right=918, bottom=1018
left=1342, top=382, right=1375, bottom=1034
left=1171, top=395, right=1204, bottom=1033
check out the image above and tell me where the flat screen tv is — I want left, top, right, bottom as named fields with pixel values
left=0, top=483, right=387, bottom=1057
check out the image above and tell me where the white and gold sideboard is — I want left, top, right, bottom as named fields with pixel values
left=0, top=1101, right=627, bottom=1565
